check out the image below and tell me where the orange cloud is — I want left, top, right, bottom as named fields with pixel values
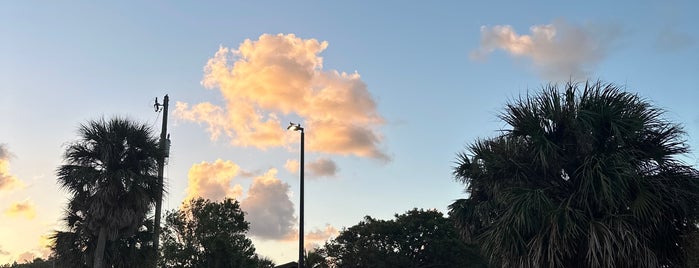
left=305, top=224, right=339, bottom=249
left=285, top=224, right=339, bottom=249
left=284, top=159, right=299, bottom=174
left=241, top=169, right=296, bottom=240
left=175, top=33, right=389, bottom=160
left=184, top=159, right=244, bottom=202
left=0, top=144, right=24, bottom=192
left=4, top=200, right=36, bottom=220
left=471, top=19, right=622, bottom=80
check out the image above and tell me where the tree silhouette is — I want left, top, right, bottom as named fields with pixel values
left=450, top=81, right=699, bottom=267
left=55, top=117, right=161, bottom=268
left=160, top=198, right=272, bottom=268
left=320, top=208, right=486, bottom=268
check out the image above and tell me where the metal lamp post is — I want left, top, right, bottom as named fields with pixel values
left=287, top=122, right=305, bottom=268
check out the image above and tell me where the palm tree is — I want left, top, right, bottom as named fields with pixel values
left=56, top=117, right=161, bottom=268
left=450, top=81, right=699, bottom=267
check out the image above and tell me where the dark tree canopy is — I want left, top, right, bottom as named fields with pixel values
left=450, top=81, right=699, bottom=267
left=54, top=117, right=162, bottom=268
left=160, top=198, right=273, bottom=268
left=52, top=220, right=155, bottom=268
left=319, top=208, right=487, bottom=268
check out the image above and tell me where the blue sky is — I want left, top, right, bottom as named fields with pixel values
left=1, top=0, right=698, bottom=264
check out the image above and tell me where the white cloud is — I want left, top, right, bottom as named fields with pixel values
left=471, top=19, right=622, bottom=81
left=175, top=33, right=389, bottom=160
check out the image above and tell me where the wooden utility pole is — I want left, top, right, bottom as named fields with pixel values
left=153, top=94, right=169, bottom=265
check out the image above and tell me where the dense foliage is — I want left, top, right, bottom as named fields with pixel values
left=160, top=198, right=273, bottom=268
left=450, top=81, right=699, bottom=267
left=54, top=117, right=162, bottom=268
left=319, top=208, right=487, bottom=268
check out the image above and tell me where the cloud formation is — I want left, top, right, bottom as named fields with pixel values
left=285, top=158, right=338, bottom=178
left=304, top=225, right=339, bottom=249
left=283, top=224, right=339, bottom=249
left=4, top=200, right=36, bottom=220
left=17, top=251, right=36, bottom=264
left=307, top=158, right=338, bottom=177
left=471, top=19, right=621, bottom=80
left=0, top=144, right=24, bottom=192
left=184, top=159, right=244, bottom=202
left=183, top=160, right=297, bottom=240
left=240, top=169, right=296, bottom=240
left=175, top=33, right=388, bottom=160
left=284, top=159, right=299, bottom=174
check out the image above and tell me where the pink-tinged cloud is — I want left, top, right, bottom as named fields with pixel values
left=471, top=19, right=622, bottom=80
left=0, top=144, right=24, bottom=192
left=240, top=169, right=296, bottom=240
left=182, top=160, right=298, bottom=240
left=13, top=236, right=51, bottom=264
left=0, top=246, right=8, bottom=255
left=17, top=251, right=36, bottom=264
left=4, top=200, right=36, bottom=220
left=285, top=224, right=339, bottom=249
left=307, top=158, right=338, bottom=177
left=175, top=33, right=389, bottom=160
left=184, top=159, right=244, bottom=202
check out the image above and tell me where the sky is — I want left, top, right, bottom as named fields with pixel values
left=1, top=0, right=698, bottom=264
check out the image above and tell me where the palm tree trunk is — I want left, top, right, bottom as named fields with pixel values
left=94, top=226, right=107, bottom=268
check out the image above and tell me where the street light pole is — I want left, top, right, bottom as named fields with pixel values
left=153, top=95, right=169, bottom=266
left=287, top=122, right=304, bottom=268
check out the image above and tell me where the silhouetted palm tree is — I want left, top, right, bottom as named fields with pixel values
left=56, top=117, right=161, bottom=268
left=450, top=81, right=699, bottom=267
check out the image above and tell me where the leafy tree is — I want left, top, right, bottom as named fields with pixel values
left=160, top=198, right=272, bottom=268
left=55, top=117, right=162, bottom=268
left=450, top=81, right=699, bottom=267
left=320, top=208, right=487, bottom=268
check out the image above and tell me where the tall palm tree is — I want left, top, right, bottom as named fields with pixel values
left=450, top=81, right=699, bottom=267
left=56, top=117, right=161, bottom=268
